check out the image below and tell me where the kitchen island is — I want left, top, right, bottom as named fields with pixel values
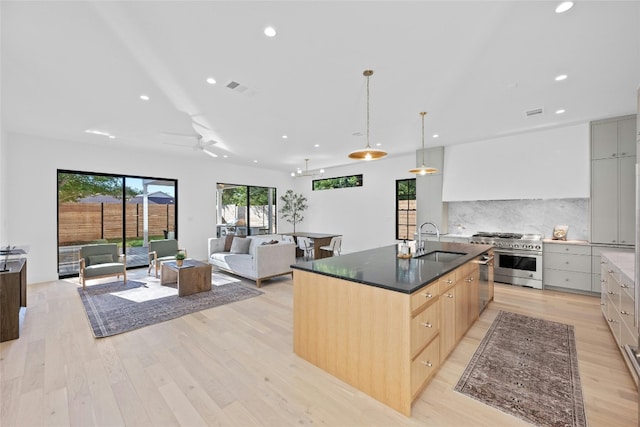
left=292, top=241, right=493, bottom=416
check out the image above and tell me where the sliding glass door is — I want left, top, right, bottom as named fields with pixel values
left=216, top=183, right=276, bottom=237
left=57, top=170, right=177, bottom=278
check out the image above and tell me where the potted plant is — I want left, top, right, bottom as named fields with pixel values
left=279, top=189, right=308, bottom=233
left=175, top=251, right=186, bottom=267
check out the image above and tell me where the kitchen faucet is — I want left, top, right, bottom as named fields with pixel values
left=416, top=221, right=440, bottom=255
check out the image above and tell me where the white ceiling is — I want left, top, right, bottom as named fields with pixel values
left=2, top=1, right=639, bottom=174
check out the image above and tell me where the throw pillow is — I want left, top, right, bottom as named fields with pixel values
left=88, top=254, right=113, bottom=265
left=230, top=237, right=251, bottom=254
left=224, top=234, right=235, bottom=252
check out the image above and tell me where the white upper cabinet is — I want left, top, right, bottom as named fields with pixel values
left=591, top=116, right=637, bottom=160
left=442, top=123, right=590, bottom=201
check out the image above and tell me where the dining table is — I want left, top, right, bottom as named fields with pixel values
left=282, top=232, right=342, bottom=260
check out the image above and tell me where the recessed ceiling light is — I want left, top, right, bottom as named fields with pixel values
left=290, top=172, right=296, bottom=177
left=223, top=155, right=228, bottom=158
left=555, top=109, right=566, bottom=114
left=139, top=94, right=150, bottom=101
left=264, top=26, right=277, bottom=37
left=206, top=77, right=216, bottom=85
left=282, top=135, right=288, bottom=139
left=555, top=74, right=568, bottom=81
left=432, top=134, right=439, bottom=139
left=253, top=160, right=258, bottom=163
left=108, top=135, right=116, bottom=139
left=375, top=143, right=382, bottom=147
left=555, top=2, right=574, bottom=13
left=314, top=144, right=320, bottom=148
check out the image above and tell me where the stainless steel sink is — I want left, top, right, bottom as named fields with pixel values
left=417, top=250, right=467, bottom=263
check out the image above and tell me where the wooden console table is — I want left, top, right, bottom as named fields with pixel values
left=1, top=259, right=27, bottom=342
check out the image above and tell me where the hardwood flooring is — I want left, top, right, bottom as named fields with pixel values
left=1, top=269, right=637, bottom=426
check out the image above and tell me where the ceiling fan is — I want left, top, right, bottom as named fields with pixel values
left=292, top=158, right=324, bottom=178
left=162, top=118, right=219, bottom=157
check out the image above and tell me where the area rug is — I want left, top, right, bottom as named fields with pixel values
left=78, top=279, right=262, bottom=338
left=455, top=311, right=587, bottom=427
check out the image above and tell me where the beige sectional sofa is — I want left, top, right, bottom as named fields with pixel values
left=207, top=234, right=296, bottom=287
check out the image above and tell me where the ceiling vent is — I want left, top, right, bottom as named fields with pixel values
left=525, top=108, right=544, bottom=117
left=226, top=80, right=249, bottom=94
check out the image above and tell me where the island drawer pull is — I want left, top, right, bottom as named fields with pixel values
left=446, top=279, right=453, bottom=284
left=423, top=292, right=433, bottom=299
left=621, top=284, right=629, bottom=289
left=422, top=322, right=432, bottom=328
left=446, top=293, right=453, bottom=298
left=621, top=311, right=629, bottom=315
left=421, top=361, right=433, bottom=367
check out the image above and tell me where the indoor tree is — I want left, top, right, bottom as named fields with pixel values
left=279, top=190, right=307, bottom=233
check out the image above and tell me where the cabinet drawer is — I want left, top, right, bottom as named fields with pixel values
left=438, top=270, right=457, bottom=291
left=544, top=243, right=591, bottom=256
left=411, top=302, right=440, bottom=356
left=620, top=288, right=635, bottom=333
left=621, top=321, right=638, bottom=349
left=411, top=338, right=440, bottom=395
left=544, top=253, right=591, bottom=273
left=543, top=269, right=591, bottom=291
left=410, top=282, right=439, bottom=313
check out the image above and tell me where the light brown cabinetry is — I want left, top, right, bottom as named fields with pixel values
left=455, top=262, right=479, bottom=341
left=438, top=270, right=457, bottom=361
left=293, top=256, right=485, bottom=416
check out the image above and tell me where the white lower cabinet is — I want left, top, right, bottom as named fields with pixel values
left=543, top=241, right=592, bottom=292
left=601, top=251, right=638, bottom=385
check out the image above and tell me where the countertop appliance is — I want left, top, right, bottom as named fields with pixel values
left=470, top=232, right=543, bottom=289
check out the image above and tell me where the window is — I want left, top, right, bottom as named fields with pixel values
left=312, top=174, right=363, bottom=191
left=57, top=170, right=177, bottom=278
left=216, top=184, right=277, bottom=236
left=396, top=178, right=416, bottom=240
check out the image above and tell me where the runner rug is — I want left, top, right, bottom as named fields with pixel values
left=78, top=276, right=261, bottom=338
left=455, top=311, right=587, bottom=427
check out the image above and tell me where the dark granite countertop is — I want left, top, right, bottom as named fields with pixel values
left=291, top=241, right=493, bottom=294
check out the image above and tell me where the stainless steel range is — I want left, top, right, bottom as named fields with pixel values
left=470, top=232, right=543, bottom=289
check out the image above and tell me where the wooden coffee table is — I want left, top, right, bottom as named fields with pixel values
left=160, top=259, right=212, bottom=297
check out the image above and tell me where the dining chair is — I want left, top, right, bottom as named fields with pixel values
left=320, top=236, right=342, bottom=256
left=297, top=236, right=314, bottom=260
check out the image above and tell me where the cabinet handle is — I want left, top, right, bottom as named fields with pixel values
left=608, top=291, right=615, bottom=295
left=423, top=322, right=433, bottom=328
left=608, top=318, right=616, bottom=323
left=621, top=152, right=626, bottom=156
left=621, top=284, right=629, bottom=289
left=422, top=361, right=433, bottom=367
left=446, top=279, right=453, bottom=284
left=446, top=293, right=454, bottom=298
left=424, top=293, right=433, bottom=299
left=621, top=311, right=629, bottom=315
left=612, top=153, right=617, bottom=157
left=600, top=260, right=605, bottom=264
left=565, top=278, right=570, bottom=282
left=565, top=261, right=570, bottom=264
left=601, top=302, right=606, bottom=306
left=608, top=270, right=614, bottom=273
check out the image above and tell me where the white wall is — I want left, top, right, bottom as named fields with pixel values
left=4, top=132, right=292, bottom=284
left=285, top=154, right=416, bottom=254
left=442, top=123, right=590, bottom=201
left=0, top=128, right=7, bottom=242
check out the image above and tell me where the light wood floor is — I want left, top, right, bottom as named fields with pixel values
left=1, top=269, right=637, bottom=426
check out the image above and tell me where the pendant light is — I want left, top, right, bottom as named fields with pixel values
left=348, top=70, right=388, bottom=161
left=409, top=111, right=438, bottom=175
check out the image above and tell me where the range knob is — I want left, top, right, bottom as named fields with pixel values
left=535, top=245, right=541, bottom=250
left=513, top=244, right=519, bottom=249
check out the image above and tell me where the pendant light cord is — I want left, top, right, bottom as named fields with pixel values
left=366, top=72, right=371, bottom=149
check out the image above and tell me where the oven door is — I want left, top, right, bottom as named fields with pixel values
left=493, top=249, right=542, bottom=288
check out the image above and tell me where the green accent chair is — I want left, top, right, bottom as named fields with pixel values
left=148, top=239, right=187, bottom=278
left=79, top=243, right=126, bottom=289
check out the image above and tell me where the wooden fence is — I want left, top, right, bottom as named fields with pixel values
left=59, top=203, right=175, bottom=245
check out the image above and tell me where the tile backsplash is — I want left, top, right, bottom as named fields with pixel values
left=447, top=198, right=589, bottom=241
